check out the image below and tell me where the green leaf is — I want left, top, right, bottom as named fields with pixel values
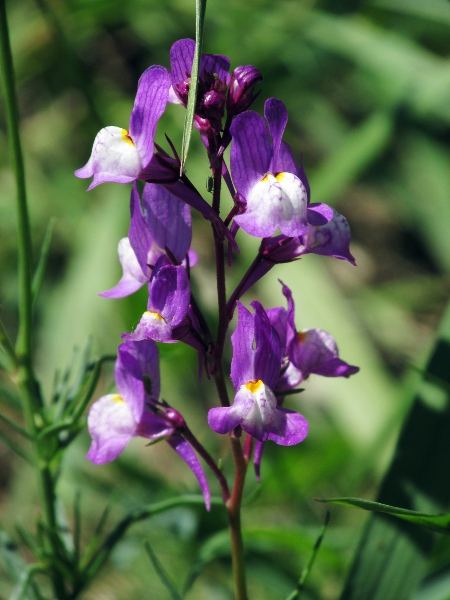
left=144, top=542, right=183, bottom=600
left=31, top=217, right=56, bottom=305
left=180, top=0, right=207, bottom=171
left=319, top=498, right=450, bottom=535
left=284, top=511, right=330, bottom=600
left=338, top=300, right=450, bottom=600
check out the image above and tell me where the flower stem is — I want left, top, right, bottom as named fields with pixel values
left=0, top=4, right=66, bottom=597
left=227, top=435, right=249, bottom=600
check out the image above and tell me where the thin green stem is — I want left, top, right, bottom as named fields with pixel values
left=0, top=4, right=66, bottom=597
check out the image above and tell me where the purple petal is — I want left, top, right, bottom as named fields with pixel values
left=265, top=306, right=288, bottom=352
left=289, top=328, right=359, bottom=380
left=141, top=183, right=192, bottom=264
left=201, top=53, right=230, bottom=84
left=128, top=184, right=155, bottom=275
left=167, top=436, right=211, bottom=511
left=148, top=263, right=190, bottom=327
left=129, top=66, right=171, bottom=171
left=86, top=394, right=136, bottom=464
left=267, top=408, right=308, bottom=446
left=253, top=441, right=265, bottom=481
left=117, top=339, right=161, bottom=403
left=136, top=412, right=175, bottom=440
left=230, top=303, right=258, bottom=389
left=307, top=203, right=334, bottom=226
left=208, top=405, right=243, bottom=434
left=264, top=98, right=288, bottom=173
left=305, top=207, right=356, bottom=264
left=250, top=302, right=282, bottom=390
left=230, top=111, right=271, bottom=199
left=170, top=39, right=195, bottom=93
left=99, top=237, right=148, bottom=299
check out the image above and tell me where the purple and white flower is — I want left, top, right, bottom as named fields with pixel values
left=87, top=340, right=211, bottom=509
left=230, top=98, right=310, bottom=238
left=266, top=282, right=359, bottom=390
left=208, top=301, right=308, bottom=445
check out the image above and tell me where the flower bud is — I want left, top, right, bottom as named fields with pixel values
left=226, top=65, right=262, bottom=115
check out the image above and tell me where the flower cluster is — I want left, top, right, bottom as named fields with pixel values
left=77, top=38, right=359, bottom=503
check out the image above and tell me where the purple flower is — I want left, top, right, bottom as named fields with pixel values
left=267, top=282, right=359, bottom=388
left=208, top=302, right=308, bottom=445
left=122, top=260, right=190, bottom=343
left=87, top=340, right=210, bottom=509
left=100, top=183, right=192, bottom=298
left=75, top=66, right=172, bottom=189
left=226, top=65, right=262, bottom=116
left=170, top=38, right=230, bottom=135
left=230, top=98, right=309, bottom=238
left=226, top=204, right=355, bottom=315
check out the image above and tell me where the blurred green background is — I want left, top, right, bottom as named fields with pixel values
left=1, top=0, right=450, bottom=598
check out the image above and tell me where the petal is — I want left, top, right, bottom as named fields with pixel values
left=99, top=237, right=148, bottom=298
left=234, top=172, right=308, bottom=238
left=141, top=183, right=192, bottom=264
left=306, top=207, right=356, bottom=264
left=264, top=98, right=288, bottom=172
left=230, top=302, right=257, bottom=388
left=117, top=339, right=161, bottom=404
left=201, top=53, right=230, bottom=84
left=149, top=264, right=190, bottom=327
left=289, top=328, right=359, bottom=379
left=75, top=126, right=142, bottom=189
left=267, top=408, right=308, bottom=446
left=167, top=436, right=211, bottom=511
left=86, top=394, right=136, bottom=464
left=128, top=184, right=156, bottom=275
left=231, top=383, right=286, bottom=442
left=208, top=405, right=243, bottom=434
left=170, top=39, right=195, bottom=93
left=277, top=142, right=310, bottom=201
left=230, top=111, right=271, bottom=199
left=251, top=302, right=282, bottom=390
left=122, top=310, right=174, bottom=343
left=129, top=65, right=171, bottom=171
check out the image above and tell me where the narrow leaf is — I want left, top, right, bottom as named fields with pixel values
left=180, top=0, right=207, bottom=170
left=284, top=511, right=330, bottom=600
left=145, top=542, right=183, bottom=600
left=31, top=217, right=56, bottom=304
left=319, top=498, right=450, bottom=535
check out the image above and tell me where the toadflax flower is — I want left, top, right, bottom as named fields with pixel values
left=100, top=183, right=193, bottom=298
left=230, top=98, right=310, bottom=238
left=87, top=339, right=210, bottom=509
left=208, top=301, right=308, bottom=445
left=122, top=259, right=190, bottom=344
left=267, top=282, right=359, bottom=391
left=75, top=66, right=172, bottom=189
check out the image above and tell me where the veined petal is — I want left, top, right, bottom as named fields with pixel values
left=129, top=65, right=171, bottom=171
left=86, top=394, right=136, bottom=464
left=75, top=126, right=141, bottom=189
left=99, top=237, right=148, bottom=298
left=230, top=111, right=271, bottom=199
left=117, top=340, right=161, bottom=404
left=264, top=98, right=288, bottom=173
left=170, top=39, right=195, bottom=94
left=235, top=172, right=308, bottom=238
left=141, top=183, right=192, bottom=264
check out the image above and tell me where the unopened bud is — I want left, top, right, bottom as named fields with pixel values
left=226, top=65, right=262, bottom=115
